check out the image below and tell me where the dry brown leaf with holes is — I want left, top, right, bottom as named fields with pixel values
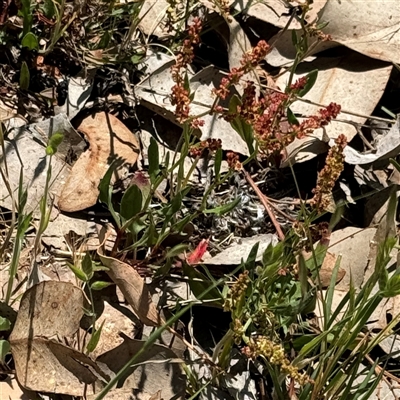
left=98, top=251, right=163, bottom=327
left=58, top=112, right=139, bottom=212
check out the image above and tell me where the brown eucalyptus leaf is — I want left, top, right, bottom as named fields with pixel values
left=321, top=0, right=400, bottom=64
left=9, top=281, right=83, bottom=340
left=11, top=337, right=108, bottom=396
left=58, top=112, right=139, bottom=212
left=93, top=336, right=186, bottom=400
left=98, top=252, right=163, bottom=326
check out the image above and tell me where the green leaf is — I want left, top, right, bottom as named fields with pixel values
left=82, top=252, right=93, bottom=280
left=382, top=274, right=400, bottom=297
left=166, top=243, right=189, bottom=259
left=97, top=31, right=111, bottom=49
left=19, top=61, right=30, bottom=90
left=91, top=281, right=114, bottom=290
left=183, top=264, right=222, bottom=305
left=203, top=197, right=240, bottom=216
left=131, top=52, right=145, bottom=64
left=21, top=32, right=38, bottom=50
left=98, top=160, right=123, bottom=227
left=183, top=71, right=190, bottom=93
left=291, top=30, right=298, bottom=46
left=21, top=0, right=33, bottom=36
left=120, top=184, right=142, bottom=220
left=41, top=0, right=56, bottom=19
left=86, top=320, right=105, bottom=353
left=287, top=107, right=299, bottom=125
left=46, top=132, right=64, bottom=155
left=0, top=340, right=10, bottom=363
left=298, top=70, right=318, bottom=97
left=67, top=262, right=88, bottom=282
left=214, top=148, right=222, bottom=178
left=229, top=95, right=254, bottom=154
left=0, top=317, right=11, bottom=331
left=148, top=137, right=160, bottom=180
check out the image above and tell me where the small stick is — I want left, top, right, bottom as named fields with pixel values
left=243, top=169, right=285, bottom=241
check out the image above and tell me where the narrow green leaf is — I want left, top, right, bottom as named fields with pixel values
left=183, top=264, right=222, bottom=304
left=229, top=95, right=254, bottom=154
left=382, top=274, right=400, bottom=297
left=298, top=253, right=309, bottom=299
left=287, top=107, right=299, bottom=125
left=148, top=137, right=160, bottom=180
left=291, top=30, right=298, bottom=46
left=86, top=320, right=105, bottom=353
left=97, top=31, right=111, bottom=49
left=203, top=197, right=240, bottom=216
left=91, top=281, right=114, bottom=291
left=82, top=252, right=93, bottom=280
left=120, top=184, right=142, bottom=220
left=214, top=148, right=222, bottom=178
left=324, top=254, right=342, bottom=324
left=298, top=69, right=318, bottom=97
left=245, top=242, right=259, bottom=271
left=19, top=61, right=30, bottom=90
left=67, top=262, right=88, bottom=282
left=21, top=32, right=38, bottom=50
left=166, top=243, right=189, bottom=259
left=0, top=340, right=10, bottom=363
left=41, top=0, right=56, bottom=19
left=98, top=160, right=123, bottom=227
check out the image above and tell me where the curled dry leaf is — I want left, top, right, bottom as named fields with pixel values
left=9, top=281, right=109, bottom=396
left=58, top=112, right=139, bottom=212
left=98, top=250, right=164, bottom=327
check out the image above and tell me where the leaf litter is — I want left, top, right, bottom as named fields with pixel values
left=1, top=1, right=400, bottom=399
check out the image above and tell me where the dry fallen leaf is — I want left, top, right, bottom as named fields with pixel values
left=138, top=0, right=172, bottom=39
left=10, top=281, right=83, bottom=340
left=344, top=116, right=400, bottom=165
left=318, top=251, right=345, bottom=288
left=137, top=61, right=250, bottom=155
left=203, top=234, right=278, bottom=265
left=0, top=120, right=70, bottom=217
left=98, top=251, right=164, bottom=326
left=229, top=0, right=327, bottom=29
left=321, top=0, right=400, bottom=64
left=11, top=338, right=108, bottom=396
left=9, top=281, right=109, bottom=396
left=93, top=336, right=186, bottom=400
left=278, top=52, right=392, bottom=165
left=58, top=112, right=139, bottom=212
